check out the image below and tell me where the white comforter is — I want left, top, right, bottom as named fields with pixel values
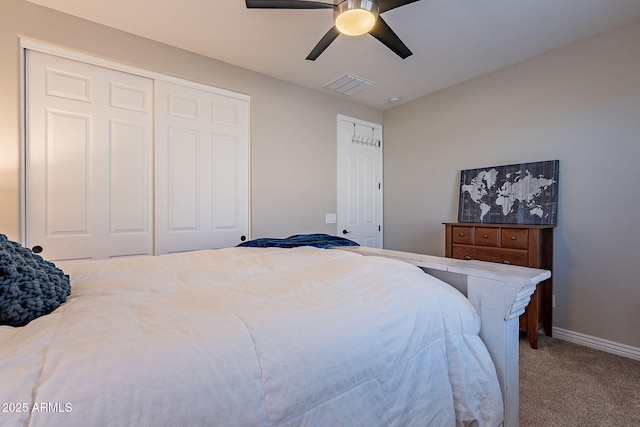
left=0, top=247, right=502, bottom=427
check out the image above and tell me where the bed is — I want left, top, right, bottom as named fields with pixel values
left=0, top=236, right=549, bottom=427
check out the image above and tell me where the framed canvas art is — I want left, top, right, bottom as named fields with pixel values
left=458, top=160, right=559, bottom=224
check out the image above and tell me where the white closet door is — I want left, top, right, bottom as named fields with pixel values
left=26, top=51, right=153, bottom=261
left=154, top=81, right=249, bottom=254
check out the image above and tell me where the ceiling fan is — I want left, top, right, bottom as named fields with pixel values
left=245, top=0, right=421, bottom=61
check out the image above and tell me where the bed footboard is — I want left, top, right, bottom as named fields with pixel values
left=338, top=247, right=550, bottom=427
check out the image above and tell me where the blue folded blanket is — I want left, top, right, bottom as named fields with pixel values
left=0, top=234, right=71, bottom=327
left=238, top=234, right=359, bottom=249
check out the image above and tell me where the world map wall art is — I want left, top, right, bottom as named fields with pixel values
left=458, top=160, right=559, bottom=225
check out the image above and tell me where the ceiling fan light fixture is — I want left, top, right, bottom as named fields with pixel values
left=335, top=0, right=379, bottom=36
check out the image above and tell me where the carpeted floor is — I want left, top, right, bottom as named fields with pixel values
left=519, top=335, right=640, bottom=426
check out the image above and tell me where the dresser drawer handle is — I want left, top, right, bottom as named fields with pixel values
left=464, top=255, right=472, bottom=260
left=459, top=233, right=465, bottom=237
left=483, top=234, right=489, bottom=238
left=503, top=260, right=512, bottom=265
left=511, top=236, right=517, bottom=240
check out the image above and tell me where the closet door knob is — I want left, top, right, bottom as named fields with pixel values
left=240, top=235, right=246, bottom=242
left=342, top=229, right=351, bottom=235
left=32, top=245, right=43, bottom=254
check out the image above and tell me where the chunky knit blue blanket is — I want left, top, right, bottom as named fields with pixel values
left=0, top=234, right=71, bottom=327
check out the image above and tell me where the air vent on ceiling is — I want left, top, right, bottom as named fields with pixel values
left=323, top=73, right=374, bottom=96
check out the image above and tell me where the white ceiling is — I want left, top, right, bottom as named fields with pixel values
left=25, top=0, right=640, bottom=110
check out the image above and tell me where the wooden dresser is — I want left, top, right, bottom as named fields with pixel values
left=444, top=223, right=553, bottom=349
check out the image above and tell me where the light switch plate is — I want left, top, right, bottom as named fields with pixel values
left=325, top=213, right=337, bottom=224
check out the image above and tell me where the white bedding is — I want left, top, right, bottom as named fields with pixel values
left=0, top=246, right=502, bottom=427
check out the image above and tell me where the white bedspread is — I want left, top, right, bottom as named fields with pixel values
left=0, top=247, right=502, bottom=426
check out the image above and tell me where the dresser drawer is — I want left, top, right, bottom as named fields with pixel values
left=452, top=245, right=529, bottom=266
left=501, top=228, right=529, bottom=249
left=451, top=226, right=473, bottom=244
left=475, top=227, right=499, bottom=247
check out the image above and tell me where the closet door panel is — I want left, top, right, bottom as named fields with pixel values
left=208, top=94, right=250, bottom=247
left=211, top=135, right=239, bottom=229
left=47, top=111, right=91, bottom=234
left=37, top=110, right=93, bottom=260
left=155, top=81, right=249, bottom=254
left=167, top=128, right=200, bottom=231
left=101, top=72, right=153, bottom=259
left=104, top=118, right=152, bottom=258
left=109, top=120, right=148, bottom=232
left=26, top=50, right=153, bottom=261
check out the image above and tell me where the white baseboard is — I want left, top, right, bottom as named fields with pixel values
left=552, top=327, right=640, bottom=361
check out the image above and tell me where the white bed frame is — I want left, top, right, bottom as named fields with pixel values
left=339, top=247, right=551, bottom=427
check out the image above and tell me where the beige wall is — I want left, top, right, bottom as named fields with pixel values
left=0, top=0, right=382, bottom=242
left=383, top=20, right=640, bottom=348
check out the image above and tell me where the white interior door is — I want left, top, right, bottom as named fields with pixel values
left=154, top=80, right=250, bottom=254
left=337, top=115, right=383, bottom=248
left=25, top=50, right=153, bottom=261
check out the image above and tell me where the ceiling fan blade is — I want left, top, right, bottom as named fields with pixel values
left=378, top=0, right=421, bottom=14
left=368, top=16, right=412, bottom=59
left=306, top=26, right=341, bottom=61
left=245, top=0, right=334, bottom=9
